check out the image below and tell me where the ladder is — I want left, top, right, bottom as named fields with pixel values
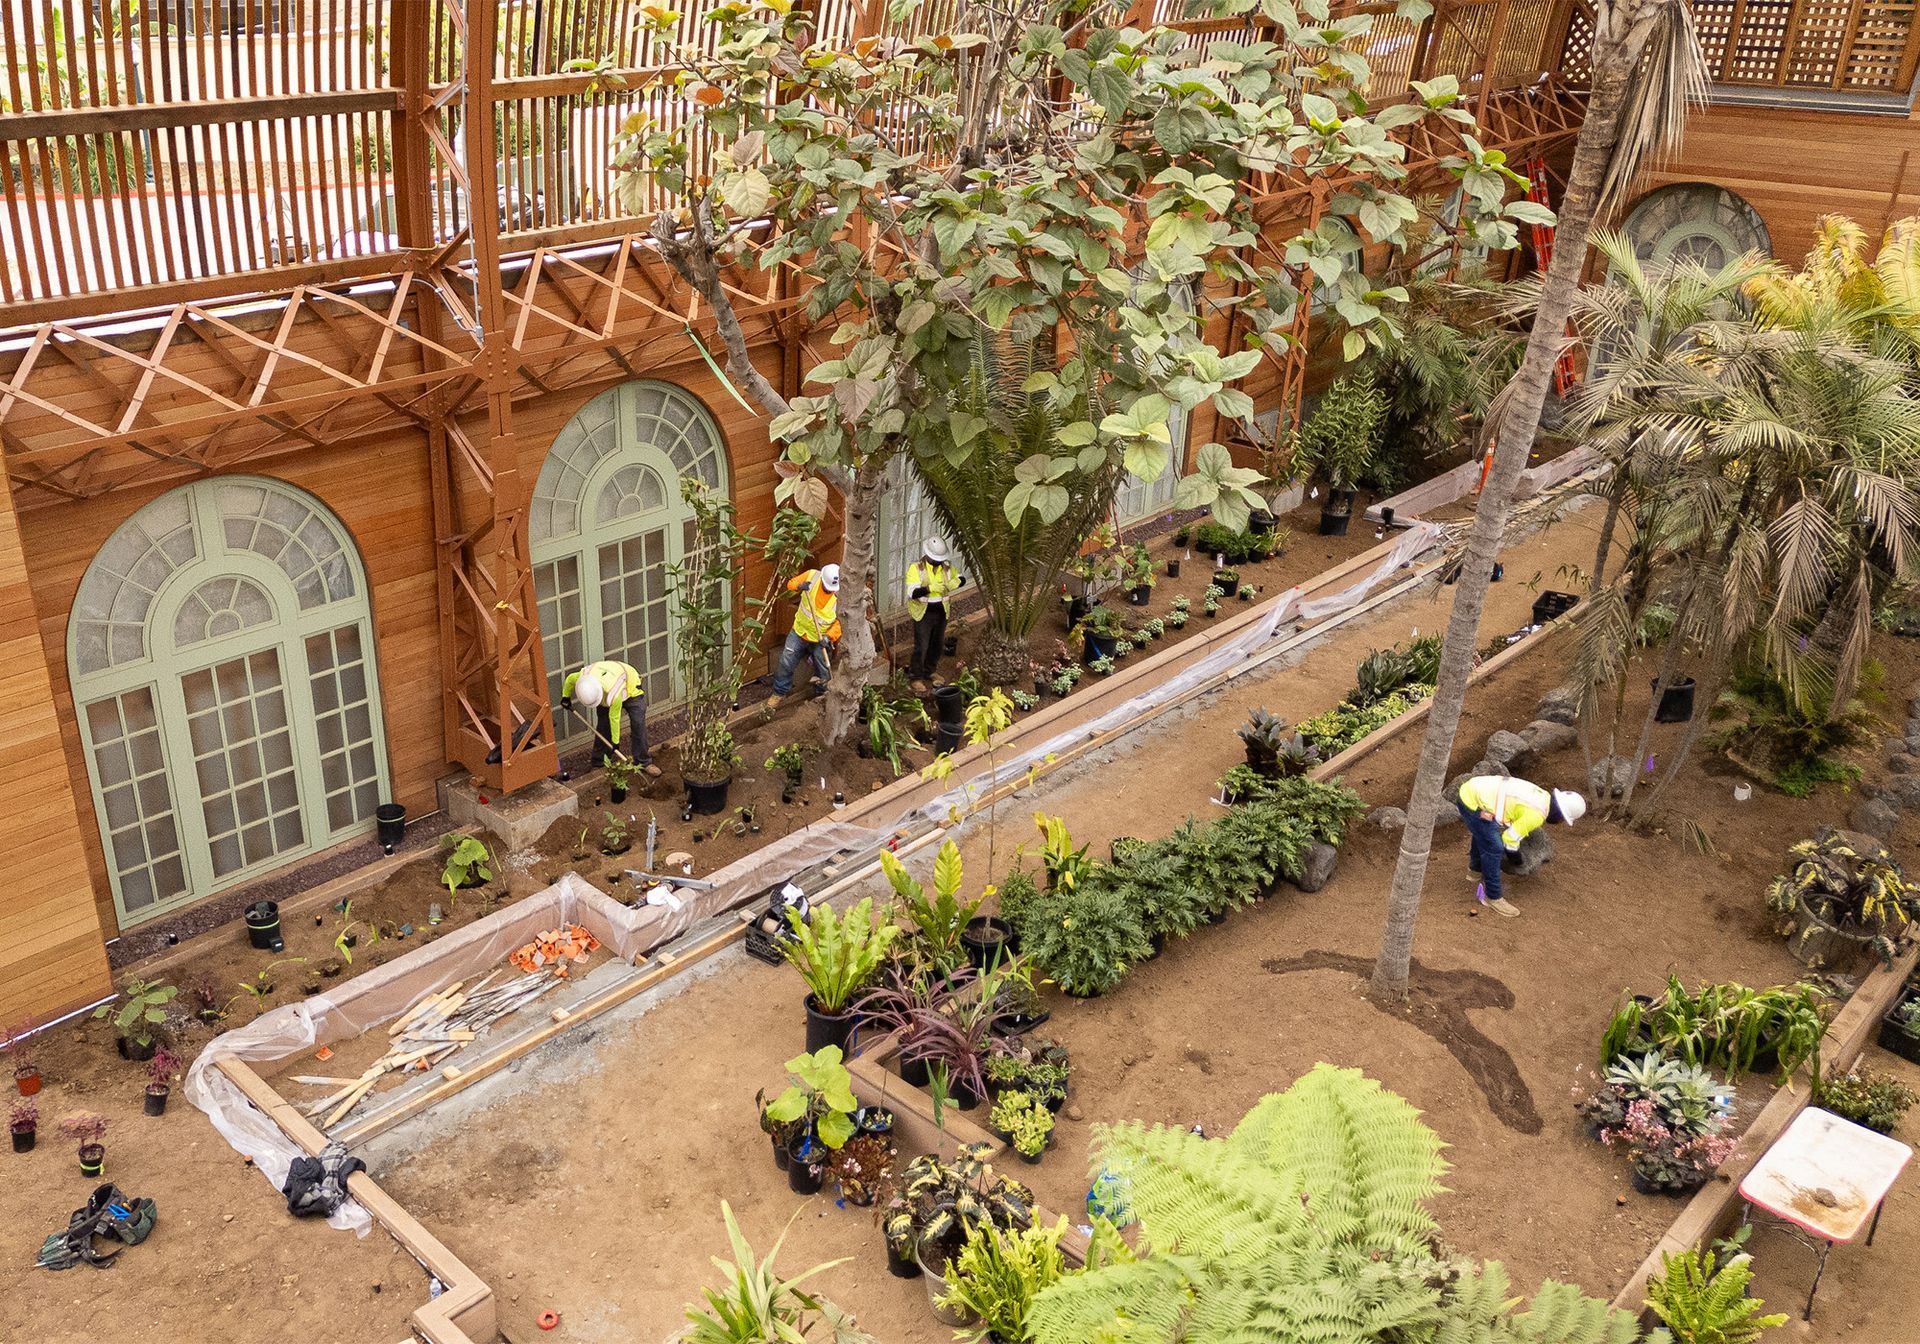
left=1525, top=157, right=1578, bottom=399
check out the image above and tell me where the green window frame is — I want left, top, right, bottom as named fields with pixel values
left=531, top=380, right=730, bottom=749
left=68, top=478, right=390, bottom=928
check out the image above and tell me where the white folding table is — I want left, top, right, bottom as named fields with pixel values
left=1738, top=1106, right=1911, bottom=1321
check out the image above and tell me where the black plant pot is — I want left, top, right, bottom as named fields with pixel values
left=1652, top=677, right=1696, bottom=723
left=804, top=994, right=856, bottom=1056
left=1166, top=559, right=1181, bottom=579
left=900, top=1055, right=932, bottom=1088
left=944, top=634, right=959, bottom=656
left=1243, top=743, right=1280, bottom=778
left=1018, top=1148, right=1043, bottom=1166
left=1081, top=631, right=1118, bottom=665
left=786, top=1135, right=826, bottom=1195
left=610, top=783, right=627, bottom=804
left=1879, top=995, right=1920, bottom=1064
left=686, top=775, right=732, bottom=815
left=933, top=684, right=967, bottom=727
left=770, top=1127, right=792, bottom=1171
left=78, top=1143, right=105, bottom=1177
left=1129, top=585, right=1151, bottom=605
left=960, top=916, right=1016, bottom=970
left=1064, top=595, right=1090, bottom=627
left=935, top=724, right=965, bottom=754
left=855, top=1106, right=895, bottom=1137
left=950, top=1077, right=981, bottom=1111
left=116, top=1036, right=158, bottom=1063
left=886, top=1242, right=923, bottom=1279
left=1318, top=488, right=1357, bottom=536
left=375, top=802, right=407, bottom=850
left=244, top=899, right=283, bottom=952
left=10, top=1127, right=33, bottom=1153
left=143, top=1084, right=170, bottom=1117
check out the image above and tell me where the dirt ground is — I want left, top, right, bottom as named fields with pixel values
left=10, top=503, right=1914, bottom=1343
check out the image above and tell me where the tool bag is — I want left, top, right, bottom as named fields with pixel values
left=744, top=883, right=811, bottom=965
left=37, top=1184, right=158, bottom=1270
left=284, top=1141, right=365, bottom=1218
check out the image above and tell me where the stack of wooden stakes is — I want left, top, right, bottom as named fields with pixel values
left=292, top=968, right=567, bottom=1131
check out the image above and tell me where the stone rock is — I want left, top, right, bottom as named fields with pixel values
left=1888, top=752, right=1917, bottom=775
left=1906, top=717, right=1920, bottom=739
left=1433, top=805, right=1461, bottom=829
left=1888, top=776, right=1920, bottom=809
left=1590, top=755, right=1634, bottom=798
left=1520, top=719, right=1578, bottom=755
left=1484, top=729, right=1532, bottom=767
left=1908, top=695, right=1920, bottom=718
left=1289, top=841, right=1340, bottom=894
left=1365, top=806, right=1407, bottom=831
left=1851, top=796, right=1900, bottom=838
left=1066, top=1104, right=1085, bottom=1122
left=1446, top=773, right=1472, bottom=804
left=1508, top=827, right=1555, bottom=877
left=1470, top=758, right=1509, bottom=779
left=1536, top=685, right=1580, bottom=726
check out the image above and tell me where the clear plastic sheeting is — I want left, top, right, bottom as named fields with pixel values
left=916, top=521, right=1444, bottom=826
left=187, top=819, right=889, bottom=1232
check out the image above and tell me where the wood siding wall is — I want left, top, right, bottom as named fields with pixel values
left=0, top=465, right=113, bottom=1029
left=1639, top=99, right=1920, bottom=260
left=19, top=340, right=788, bottom=947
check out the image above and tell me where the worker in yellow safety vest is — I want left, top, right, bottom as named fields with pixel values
left=905, top=537, right=964, bottom=692
left=561, top=660, right=662, bottom=776
left=766, top=564, right=842, bottom=711
left=1456, top=774, right=1585, bottom=917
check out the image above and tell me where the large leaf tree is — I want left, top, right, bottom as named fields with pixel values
left=613, top=0, right=1545, bottom=737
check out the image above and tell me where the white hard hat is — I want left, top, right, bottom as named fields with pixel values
left=820, top=564, right=841, bottom=592
left=1552, top=789, right=1587, bottom=825
left=923, top=537, right=950, bottom=563
left=572, top=674, right=605, bottom=709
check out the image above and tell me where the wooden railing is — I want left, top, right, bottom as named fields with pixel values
left=0, top=0, right=1591, bottom=318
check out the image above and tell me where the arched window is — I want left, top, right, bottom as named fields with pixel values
left=531, top=380, right=730, bottom=746
left=1621, top=183, right=1772, bottom=270
left=69, top=478, right=389, bottom=927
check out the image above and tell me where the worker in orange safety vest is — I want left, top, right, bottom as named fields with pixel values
left=766, top=564, right=841, bottom=711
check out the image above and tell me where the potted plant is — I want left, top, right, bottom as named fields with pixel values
left=1607, top=1101, right=1737, bottom=1195
left=1211, top=566, right=1240, bottom=593
left=1815, top=1064, right=1918, bottom=1135
left=674, top=1202, right=864, bottom=1341
left=893, top=1144, right=1034, bottom=1322
left=144, top=1048, right=178, bottom=1117
left=1880, top=990, right=1920, bottom=1065
left=989, top=1090, right=1054, bottom=1164
left=1075, top=604, right=1125, bottom=664
left=779, top=896, right=897, bottom=1054
left=1765, top=829, right=1920, bottom=968
left=1294, top=369, right=1384, bottom=536
left=9, top=1098, right=36, bottom=1153
left=5, top=1027, right=39, bottom=1096
left=1089, top=654, right=1116, bottom=676
left=1646, top=1238, right=1789, bottom=1344
left=1275, top=731, right=1321, bottom=778
left=95, top=978, right=177, bottom=1062
left=762, top=1045, right=860, bottom=1196
left=826, top=1131, right=896, bottom=1207
left=935, top=1218, right=1069, bottom=1341
left=881, top=841, right=988, bottom=974
left=1236, top=707, right=1288, bottom=777
left=60, top=1111, right=108, bottom=1177
left=1123, top=543, right=1156, bottom=605
left=1202, top=586, right=1223, bottom=617
left=600, top=812, right=632, bottom=857
left=765, top=743, right=811, bottom=803
left=883, top=1209, right=923, bottom=1279
left=1237, top=582, right=1256, bottom=602
left=604, top=757, right=641, bottom=804
left=440, top=833, right=493, bottom=902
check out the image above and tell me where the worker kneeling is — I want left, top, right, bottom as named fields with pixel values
left=562, top=660, right=661, bottom=777
left=1455, top=774, right=1585, bottom=918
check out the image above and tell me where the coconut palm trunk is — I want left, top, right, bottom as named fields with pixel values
left=1369, top=0, right=1706, bottom=1001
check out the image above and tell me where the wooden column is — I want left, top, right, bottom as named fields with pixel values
left=0, top=465, right=113, bottom=1027
left=464, top=0, right=559, bottom=792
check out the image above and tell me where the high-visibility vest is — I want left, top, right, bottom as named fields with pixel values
left=561, top=661, right=643, bottom=746
left=788, top=571, right=841, bottom=643
left=905, top=560, right=960, bottom=623
left=1458, top=775, right=1550, bottom=850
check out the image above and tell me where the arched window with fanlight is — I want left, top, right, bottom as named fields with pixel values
left=530, top=380, right=730, bottom=748
left=68, top=478, right=390, bottom=928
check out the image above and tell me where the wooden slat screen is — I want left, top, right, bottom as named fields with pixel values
left=1691, top=0, right=1920, bottom=93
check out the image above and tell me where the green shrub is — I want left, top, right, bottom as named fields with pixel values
left=1213, top=770, right=1367, bottom=845
left=1213, top=801, right=1315, bottom=887
left=1193, top=522, right=1277, bottom=566
left=1296, top=685, right=1432, bottom=755
left=1017, top=878, right=1151, bottom=997
left=1113, top=843, right=1212, bottom=941
left=994, top=869, right=1042, bottom=931
left=1815, top=1065, right=1918, bottom=1134
left=1646, top=1242, right=1788, bottom=1344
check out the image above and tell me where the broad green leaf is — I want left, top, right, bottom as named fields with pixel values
left=721, top=167, right=771, bottom=218
left=1124, top=439, right=1172, bottom=482
left=1342, top=329, right=1366, bottom=361
left=1056, top=421, right=1097, bottom=447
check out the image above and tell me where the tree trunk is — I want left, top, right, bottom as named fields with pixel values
left=1368, top=20, right=1652, bottom=1003
left=976, top=625, right=1032, bottom=685
left=823, top=459, right=886, bottom=744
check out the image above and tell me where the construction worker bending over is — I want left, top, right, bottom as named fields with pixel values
left=562, top=660, right=661, bottom=777
left=767, top=564, right=841, bottom=711
left=906, top=538, right=963, bottom=692
left=1456, top=774, right=1585, bottom=918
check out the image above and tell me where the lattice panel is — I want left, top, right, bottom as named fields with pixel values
left=1559, top=4, right=1596, bottom=83
left=1695, top=0, right=1918, bottom=89
left=1841, top=0, right=1920, bottom=87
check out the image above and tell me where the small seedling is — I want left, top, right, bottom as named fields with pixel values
left=601, top=812, right=632, bottom=852
left=333, top=900, right=362, bottom=966
left=440, top=833, right=493, bottom=901
left=58, top=1111, right=108, bottom=1146
left=93, top=978, right=178, bottom=1050
left=237, top=957, right=307, bottom=1002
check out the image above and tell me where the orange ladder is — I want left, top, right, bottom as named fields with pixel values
left=1526, top=156, right=1578, bottom=399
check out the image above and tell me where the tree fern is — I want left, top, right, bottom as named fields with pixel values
left=1028, top=1066, right=1654, bottom=1344
left=1645, top=1247, right=1787, bottom=1344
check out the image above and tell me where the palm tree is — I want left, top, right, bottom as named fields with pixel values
left=913, top=333, right=1126, bottom=682
left=1369, top=0, right=1709, bottom=1002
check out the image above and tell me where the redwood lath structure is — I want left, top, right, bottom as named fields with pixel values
left=0, top=0, right=1913, bottom=1029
